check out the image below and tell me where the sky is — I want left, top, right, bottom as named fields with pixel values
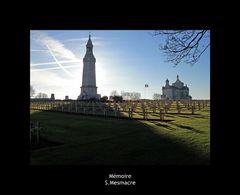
left=30, top=30, right=210, bottom=100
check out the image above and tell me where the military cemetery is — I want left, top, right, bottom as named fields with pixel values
left=30, top=30, right=210, bottom=165
left=30, top=99, right=210, bottom=120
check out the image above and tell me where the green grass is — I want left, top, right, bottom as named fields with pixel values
left=30, top=109, right=210, bottom=165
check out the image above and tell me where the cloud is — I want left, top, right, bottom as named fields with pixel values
left=63, top=38, right=87, bottom=43
left=31, top=60, right=81, bottom=67
left=30, top=31, right=84, bottom=78
left=31, top=65, right=81, bottom=72
left=45, top=43, right=75, bottom=77
left=31, top=70, right=82, bottom=99
left=33, top=31, right=79, bottom=61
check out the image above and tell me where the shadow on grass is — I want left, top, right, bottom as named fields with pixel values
left=151, top=122, right=176, bottom=131
left=177, top=115, right=208, bottom=119
left=165, top=114, right=176, bottom=118
left=31, top=137, right=63, bottom=150
left=30, top=109, right=209, bottom=165
left=167, top=112, right=201, bottom=115
left=171, top=124, right=203, bottom=134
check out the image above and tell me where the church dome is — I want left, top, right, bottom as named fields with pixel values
left=172, top=75, right=184, bottom=88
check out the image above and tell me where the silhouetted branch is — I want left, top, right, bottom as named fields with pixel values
left=152, top=30, right=210, bottom=66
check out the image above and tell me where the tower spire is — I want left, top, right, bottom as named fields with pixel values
left=86, top=33, right=93, bottom=48
left=78, top=33, right=99, bottom=100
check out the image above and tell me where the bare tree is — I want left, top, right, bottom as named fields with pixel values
left=100, top=96, right=108, bottom=102
left=131, top=92, right=141, bottom=100
left=30, top=85, right=35, bottom=97
left=153, top=93, right=161, bottom=100
left=121, top=91, right=141, bottom=100
left=121, top=91, right=129, bottom=100
left=35, top=92, right=48, bottom=99
left=152, top=30, right=210, bottom=66
left=110, top=90, right=119, bottom=97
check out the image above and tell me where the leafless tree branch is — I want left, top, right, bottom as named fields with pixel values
left=152, top=30, right=210, bottom=66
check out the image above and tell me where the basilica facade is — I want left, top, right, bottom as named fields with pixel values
left=161, top=75, right=192, bottom=100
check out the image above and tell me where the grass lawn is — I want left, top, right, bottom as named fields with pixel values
left=30, top=108, right=210, bottom=165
